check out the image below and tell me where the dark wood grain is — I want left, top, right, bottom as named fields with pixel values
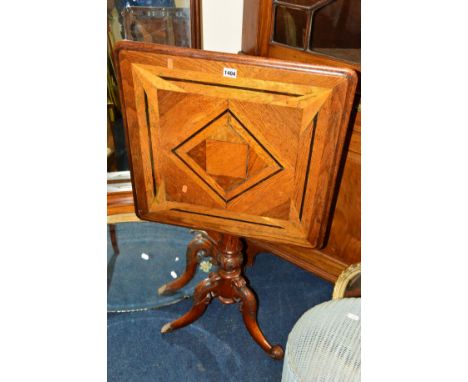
left=121, top=1, right=202, bottom=49
left=159, top=232, right=284, bottom=359
left=190, top=0, right=202, bottom=49
left=241, top=0, right=361, bottom=280
left=242, top=0, right=360, bottom=72
left=107, top=191, right=135, bottom=216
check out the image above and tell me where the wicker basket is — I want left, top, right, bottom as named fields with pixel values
left=282, top=298, right=361, bottom=382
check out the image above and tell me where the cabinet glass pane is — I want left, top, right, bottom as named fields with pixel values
left=122, top=7, right=192, bottom=47
left=273, top=5, right=308, bottom=49
left=107, top=0, right=196, bottom=172
left=309, top=0, right=361, bottom=64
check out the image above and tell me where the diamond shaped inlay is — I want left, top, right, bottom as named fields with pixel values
left=173, top=110, right=283, bottom=203
left=187, top=141, right=207, bottom=170
left=205, top=139, right=248, bottom=179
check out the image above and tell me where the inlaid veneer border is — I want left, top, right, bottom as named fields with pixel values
left=114, top=41, right=357, bottom=248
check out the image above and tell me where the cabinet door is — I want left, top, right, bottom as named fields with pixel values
left=242, top=0, right=361, bottom=280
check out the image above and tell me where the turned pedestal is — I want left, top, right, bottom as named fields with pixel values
left=159, top=231, right=284, bottom=359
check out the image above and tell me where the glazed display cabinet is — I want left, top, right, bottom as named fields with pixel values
left=242, top=0, right=361, bottom=281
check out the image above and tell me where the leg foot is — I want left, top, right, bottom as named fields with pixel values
left=268, top=345, right=285, bottom=360
left=160, top=322, right=173, bottom=334
left=157, top=284, right=168, bottom=296
left=107, top=224, right=120, bottom=292
left=234, top=279, right=284, bottom=360
left=109, top=224, right=120, bottom=256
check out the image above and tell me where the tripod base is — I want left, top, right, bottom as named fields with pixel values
left=158, top=231, right=284, bottom=360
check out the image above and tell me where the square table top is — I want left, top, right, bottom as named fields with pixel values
left=115, top=41, right=356, bottom=248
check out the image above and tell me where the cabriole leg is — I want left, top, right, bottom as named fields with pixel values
left=158, top=231, right=213, bottom=295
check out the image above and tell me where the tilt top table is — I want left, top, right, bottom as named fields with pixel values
left=114, top=41, right=356, bottom=359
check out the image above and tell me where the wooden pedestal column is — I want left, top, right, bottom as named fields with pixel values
left=159, top=231, right=284, bottom=360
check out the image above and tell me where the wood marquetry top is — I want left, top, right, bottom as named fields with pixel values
left=115, top=41, right=357, bottom=248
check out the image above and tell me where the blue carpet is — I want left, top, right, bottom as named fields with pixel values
left=108, top=249, right=333, bottom=381
left=107, top=223, right=216, bottom=312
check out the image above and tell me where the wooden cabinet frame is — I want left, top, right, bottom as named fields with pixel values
left=242, top=0, right=361, bottom=281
